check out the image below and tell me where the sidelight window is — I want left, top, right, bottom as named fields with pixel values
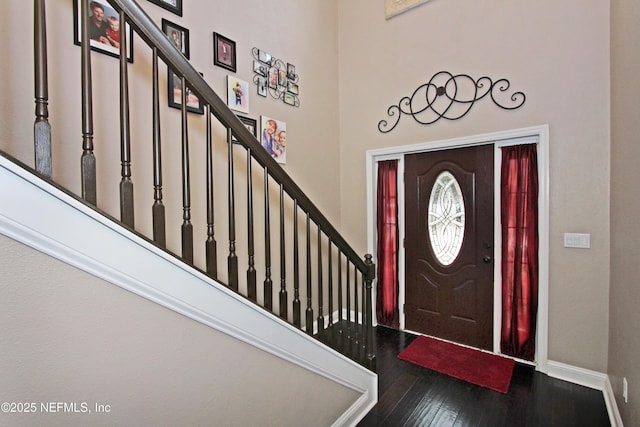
left=427, top=171, right=465, bottom=266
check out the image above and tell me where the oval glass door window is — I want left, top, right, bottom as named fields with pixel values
left=428, top=171, right=465, bottom=266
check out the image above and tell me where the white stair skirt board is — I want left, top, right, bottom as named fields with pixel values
left=0, top=155, right=377, bottom=427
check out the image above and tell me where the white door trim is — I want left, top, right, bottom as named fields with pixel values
left=365, top=124, right=549, bottom=373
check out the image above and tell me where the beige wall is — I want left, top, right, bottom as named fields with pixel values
left=0, top=0, right=621, bottom=396
left=0, top=0, right=342, bottom=293
left=337, top=0, right=611, bottom=372
left=610, top=0, right=640, bottom=424
left=0, top=234, right=359, bottom=426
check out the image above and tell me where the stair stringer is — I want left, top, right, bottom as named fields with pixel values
left=0, top=154, right=377, bottom=427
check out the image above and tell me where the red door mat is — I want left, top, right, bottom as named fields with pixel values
left=397, top=335, right=515, bottom=393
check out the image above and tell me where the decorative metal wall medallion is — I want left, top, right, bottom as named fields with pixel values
left=377, top=71, right=526, bottom=133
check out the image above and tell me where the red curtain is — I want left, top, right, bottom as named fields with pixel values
left=500, top=144, right=538, bottom=360
left=376, top=160, right=399, bottom=328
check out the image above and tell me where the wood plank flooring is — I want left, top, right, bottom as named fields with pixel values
left=357, top=326, right=611, bottom=427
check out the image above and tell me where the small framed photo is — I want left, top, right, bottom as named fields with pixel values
left=287, top=63, right=296, bottom=80
left=260, top=116, right=287, bottom=164
left=226, top=75, right=250, bottom=114
left=73, top=0, right=134, bottom=62
left=232, top=116, right=257, bottom=142
left=213, top=32, right=236, bottom=72
left=168, top=70, right=204, bottom=114
left=162, top=19, right=189, bottom=59
left=268, top=69, right=278, bottom=89
left=287, top=81, right=299, bottom=95
left=147, top=0, right=182, bottom=17
left=283, top=92, right=296, bottom=107
left=257, top=76, right=267, bottom=97
left=253, top=60, right=267, bottom=76
left=278, top=70, right=287, bottom=87
left=258, top=50, right=272, bottom=65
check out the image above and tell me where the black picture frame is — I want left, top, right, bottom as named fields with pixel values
left=213, top=32, right=237, bottom=72
left=168, top=70, right=204, bottom=115
left=147, top=0, right=183, bottom=17
left=162, top=19, right=189, bottom=59
left=232, top=116, right=257, bottom=142
left=73, top=0, right=134, bottom=62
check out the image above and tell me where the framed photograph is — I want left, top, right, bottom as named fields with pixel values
left=257, top=76, right=267, bottom=97
left=283, top=92, right=296, bottom=107
left=226, top=76, right=249, bottom=114
left=232, top=116, right=257, bottom=142
left=162, top=19, right=189, bottom=59
left=268, top=69, right=278, bottom=89
left=287, top=63, right=296, bottom=80
left=385, top=0, right=429, bottom=19
left=73, top=0, right=134, bottom=62
left=260, top=116, right=287, bottom=164
left=168, top=70, right=204, bottom=114
left=286, top=81, right=299, bottom=95
left=253, top=60, right=267, bottom=76
left=258, top=50, right=272, bottom=65
left=213, top=32, right=236, bottom=72
left=147, top=0, right=182, bottom=17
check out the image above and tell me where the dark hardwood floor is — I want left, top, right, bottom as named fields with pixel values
left=357, top=326, right=611, bottom=427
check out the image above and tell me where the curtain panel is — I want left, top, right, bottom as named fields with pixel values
left=500, top=144, right=539, bottom=360
left=376, top=160, right=399, bottom=328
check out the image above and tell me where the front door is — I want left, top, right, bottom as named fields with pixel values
left=405, top=144, right=494, bottom=350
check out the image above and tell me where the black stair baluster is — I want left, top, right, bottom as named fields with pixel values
left=180, top=76, right=193, bottom=264
left=205, top=104, right=217, bottom=278
left=337, top=251, right=344, bottom=350
left=247, top=149, right=256, bottom=301
left=328, top=239, right=334, bottom=329
left=264, top=169, right=273, bottom=311
left=305, top=212, right=313, bottom=335
left=353, top=266, right=360, bottom=358
left=317, top=226, right=324, bottom=337
left=346, top=259, right=352, bottom=354
left=361, top=268, right=367, bottom=360
left=227, top=128, right=238, bottom=291
left=33, top=0, right=51, bottom=178
left=364, top=254, right=376, bottom=366
left=293, top=200, right=301, bottom=327
left=80, top=0, right=96, bottom=206
left=151, top=48, right=166, bottom=247
left=119, top=11, right=134, bottom=228
left=279, top=184, right=288, bottom=320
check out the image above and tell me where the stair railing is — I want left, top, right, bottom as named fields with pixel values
left=32, top=0, right=375, bottom=368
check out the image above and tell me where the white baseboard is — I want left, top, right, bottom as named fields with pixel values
left=603, top=376, right=625, bottom=427
left=548, top=360, right=623, bottom=427
left=547, top=360, right=606, bottom=390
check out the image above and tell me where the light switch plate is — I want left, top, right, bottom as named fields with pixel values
left=563, top=233, right=590, bottom=249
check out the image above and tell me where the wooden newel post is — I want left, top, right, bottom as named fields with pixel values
left=364, top=254, right=376, bottom=366
left=34, top=0, right=52, bottom=178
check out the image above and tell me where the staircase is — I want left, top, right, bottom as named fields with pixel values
left=1, top=0, right=377, bottom=424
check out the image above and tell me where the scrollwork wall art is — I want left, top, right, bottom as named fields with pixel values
left=377, top=71, right=526, bottom=133
left=251, top=47, right=300, bottom=107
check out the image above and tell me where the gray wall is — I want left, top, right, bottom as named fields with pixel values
left=0, top=234, right=359, bottom=426
left=610, top=0, right=640, bottom=425
left=337, top=0, right=611, bottom=372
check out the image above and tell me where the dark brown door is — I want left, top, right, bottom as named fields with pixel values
left=405, top=144, right=494, bottom=350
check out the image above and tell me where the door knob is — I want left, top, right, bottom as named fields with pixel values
left=482, top=255, right=492, bottom=263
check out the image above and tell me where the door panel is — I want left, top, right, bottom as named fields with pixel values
left=405, top=145, right=494, bottom=350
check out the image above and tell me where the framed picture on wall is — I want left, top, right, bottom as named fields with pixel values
left=162, top=19, right=189, bottom=59
left=147, top=0, right=183, bottom=17
left=232, top=116, right=257, bottom=142
left=73, top=0, right=134, bottom=62
left=213, top=32, right=237, bottom=72
left=226, top=75, right=249, bottom=114
left=260, top=116, right=287, bottom=164
left=168, top=70, right=204, bottom=114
